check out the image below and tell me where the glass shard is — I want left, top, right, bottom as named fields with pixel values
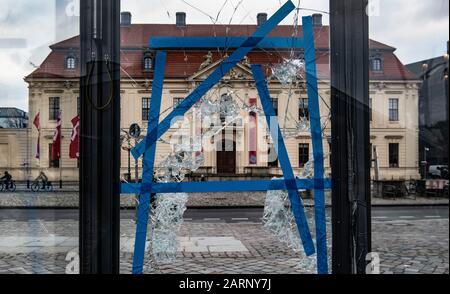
left=150, top=193, right=189, bottom=263
left=271, top=58, right=305, bottom=85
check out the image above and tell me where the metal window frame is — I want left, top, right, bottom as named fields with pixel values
left=122, top=6, right=330, bottom=274
left=79, top=0, right=121, bottom=274
left=330, top=0, right=371, bottom=274
left=77, top=0, right=371, bottom=275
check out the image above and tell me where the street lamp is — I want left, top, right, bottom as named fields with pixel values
left=424, top=147, right=430, bottom=179
left=120, top=129, right=133, bottom=182
left=129, top=123, right=142, bottom=184
left=120, top=124, right=141, bottom=183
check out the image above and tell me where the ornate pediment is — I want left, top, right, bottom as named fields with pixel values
left=189, top=57, right=254, bottom=82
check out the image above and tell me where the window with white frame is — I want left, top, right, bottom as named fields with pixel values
left=371, top=58, right=382, bottom=72
left=66, top=56, right=76, bottom=69
left=389, top=98, right=399, bottom=121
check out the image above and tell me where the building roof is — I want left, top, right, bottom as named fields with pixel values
left=406, top=56, right=448, bottom=79
left=26, top=23, right=417, bottom=81
left=0, top=107, right=28, bottom=119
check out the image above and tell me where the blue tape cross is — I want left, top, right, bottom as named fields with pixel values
left=303, top=16, right=328, bottom=274
left=129, top=1, right=303, bottom=275
left=149, top=37, right=306, bottom=50
left=121, top=178, right=332, bottom=194
left=252, top=64, right=315, bottom=256
left=123, top=2, right=329, bottom=275
left=131, top=0, right=296, bottom=160
left=132, top=51, right=167, bottom=274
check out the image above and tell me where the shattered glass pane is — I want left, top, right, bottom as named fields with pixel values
left=296, top=118, right=311, bottom=133
left=196, top=92, right=240, bottom=121
left=155, top=90, right=247, bottom=182
left=262, top=188, right=302, bottom=252
left=271, top=58, right=305, bottom=85
left=243, top=104, right=265, bottom=116
left=262, top=187, right=319, bottom=273
left=283, top=118, right=311, bottom=138
left=300, top=159, right=314, bottom=179
left=156, top=147, right=205, bottom=183
left=219, top=93, right=240, bottom=119
left=198, top=97, right=220, bottom=117
left=145, top=16, right=327, bottom=271
left=150, top=193, right=189, bottom=263
left=262, top=187, right=331, bottom=273
left=298, top=153, right=330, bottom=180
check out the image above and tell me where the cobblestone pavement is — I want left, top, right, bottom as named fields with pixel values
left=0, top=217, right=448, bottom=274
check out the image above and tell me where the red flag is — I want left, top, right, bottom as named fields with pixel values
left=69, top=115, right=80, bottom=159
left=33, top=112, right=40, bottom=159
left=249, top=98, right=258, bottom=165
left=52, top=112, right=61, bottom=161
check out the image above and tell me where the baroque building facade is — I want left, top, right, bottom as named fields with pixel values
left=406, top=42, right=449, bottom=176
left=15, top=13, right=421, bottom=182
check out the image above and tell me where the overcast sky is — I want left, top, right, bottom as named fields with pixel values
left=0, top=0, right=448, bottom=111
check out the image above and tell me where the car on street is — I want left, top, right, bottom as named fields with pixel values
left=428, top=165, right=449, bottom=179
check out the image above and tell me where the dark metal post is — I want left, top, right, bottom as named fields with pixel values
left=79, top=0, right=121, bottom=274
left=444, top=43, right=449, bottom=169
left=330, top=0, right=371, bottom=274
left=128, top=141, right=131, bottom=182
left=135, top=139, right=139, bottom=184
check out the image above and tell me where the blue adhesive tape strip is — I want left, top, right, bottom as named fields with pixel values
left=128, top=2, right=330, bottom=275
left=131, top=0, right=296, bottom=160
left=149, top=37, right=305, bottom=50
left=303, top=16, right=328, bottom=274
left=120, top=178, right=332, bottom=194
left=132, top=51, right=167, bottom=275
left=251, top=64, right=315, bottom=256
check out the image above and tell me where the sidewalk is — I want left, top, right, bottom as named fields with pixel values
left=0, top=217, right=448, bottom=274
left=0, top=191, right=448, bottom=208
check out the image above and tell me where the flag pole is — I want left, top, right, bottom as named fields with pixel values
left=38, top=109, right=41, bottom=175
left=60, top=110, right=63, bottom=189
left=27, top=122, right=30, bottom=189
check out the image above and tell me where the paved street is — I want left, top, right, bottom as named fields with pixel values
left=0, top=206, right=448, bottom=222
left=0, top=207, right=448, bottom=274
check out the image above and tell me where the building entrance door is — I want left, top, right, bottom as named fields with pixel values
left=216, top=138, right=236, bottom=174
